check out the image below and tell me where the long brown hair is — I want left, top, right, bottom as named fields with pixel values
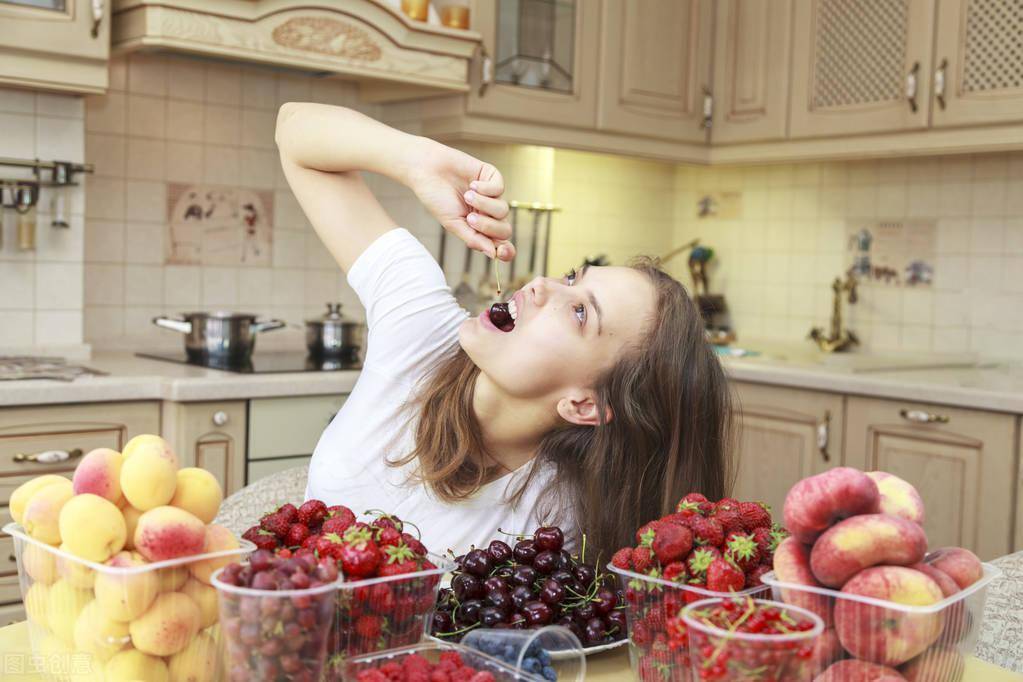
left=394, top=258, right=733, bottom=562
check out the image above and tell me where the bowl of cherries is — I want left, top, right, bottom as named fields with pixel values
left=429, top=526, right=628, bottom=655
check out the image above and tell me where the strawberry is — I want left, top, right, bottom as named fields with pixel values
left=685, top=546, right=721, bottom=579
left=641, top=522, right=693, bottom=565
left=367, top=583, right=395, bottom=612
left=662, top=561, right=688, bottom=583
left=327, top=504, right=356, bottom=525
left=285, top=523, right=310, bottom=547
left=401, top=533, right=427, bottom=556
left=277, top=547, right=292, bottom=558
left=322, top=515, right=354, bottom=537
left=301, top=533, right=321, bottom=550
left=277, top=502, right=298, bottom=522
left=341, top=526, right=383, bottom=578
left=712, top=508, right=745, bottom=537
left=683, top=578, right=707, bottom=604
left=723, top=531, right=762, bottom=572
left=378, top=543, right=422, bottom=576
left=678, top=492, right=707, bottom=507
left=260, top=512, right=291, bottom=540
left=713, top=497, right=740, bottom=513
left=635, top=520, right=660, bottom=545
left=297, top=499, right=328, bottom=527
left=251, top=529, right=278, bottom=552
left=631, top=620, right=651, bottom=647
left=738, top=501, right=772, bottom=530
left=611, top=547, right=633, bottom=570
left=688, top=516, right=724, bottom=547
left=241, top=525, right=261, bottom=543
left=315, top=533, right=344, bottom=560
left=706, top=557, right=745, bottom=592
left=697, top=501, right=715, bottom=516
left=746, top=563, right=773, bottom=588
left=631, top=546, right=655, bottom=574
left=354, top=614, right=383, bottom=639
left=376, top=525, right=402, bottom=547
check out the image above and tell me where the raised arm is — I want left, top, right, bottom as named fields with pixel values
left=275, top=103, right=513, bottom=272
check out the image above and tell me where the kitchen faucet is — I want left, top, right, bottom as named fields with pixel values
left=809, top=273, right=859, bottom=353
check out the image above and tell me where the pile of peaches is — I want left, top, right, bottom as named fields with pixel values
left=774, top=467, right=986, bottom=680
left=8, top=434, right=242, bottom=682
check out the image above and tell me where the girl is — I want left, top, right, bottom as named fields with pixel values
left=276, top=104, right=732, bottom=561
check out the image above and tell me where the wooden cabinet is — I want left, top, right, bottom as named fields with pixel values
left=596, top=0, right=712, bottom=142
left=788, top=0, right=936, bottom=138
left=247, top=395, right=346, bottom=484
left=844, top=396, right=1017, bottom=560
left=466, top=0, right=600, bottom=128
left=931, top=0, right=1023, bottom=128
left=161, top=401, right=247, bottom=498
left=0, top=0, right=109, bottom=94
left=730, top=382, right=844, bottom=517
left=711, top=0, right=793, bottom=144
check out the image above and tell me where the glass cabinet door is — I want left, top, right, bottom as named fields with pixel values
left=493, top=0, right=576, bottom=93
left=1, top=0, right=68, bottom=9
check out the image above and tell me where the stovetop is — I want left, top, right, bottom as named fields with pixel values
left=136, top=351, right=362, bottom=374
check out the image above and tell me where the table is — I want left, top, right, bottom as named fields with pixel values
left=0, top=620, right=1020, bottom=680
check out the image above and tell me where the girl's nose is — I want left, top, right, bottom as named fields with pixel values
left=528, top=276, right=550, bottom=306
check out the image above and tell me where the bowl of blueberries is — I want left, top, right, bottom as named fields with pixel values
left=463, top=626, right=586, bottom=681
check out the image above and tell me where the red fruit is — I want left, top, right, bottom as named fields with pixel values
left=663, top=561, right=688, bottom=583
left=321, top=515, right=354, bottom=537
left=327, top=504, right=356, bottom=524
left=251, top=530, right=278, bottom=552
left=661, top=511, right=696, bottom=527
left=469, top=673, right=495, bottom=682
left=286, top=523, right=310, bottom=547
left=402, top=532, right=428, bottom=556
left=260, top=512, right=291, bottom=540
left=277, top=503, right=298, bottom=522
left=354, top=614, right=383, bottom=639
left=746, top=563, right=773, bottom=588
left=678, top=492, right=708, bottom=507
left=297, top=499, right=328, bottom=526
left=376, top=526, right=402, bottom=547
left=688, top=516, right=724, bottom=547
left=697, top=501, right=714, bottom=516
left=738, top=501, right=772, bottom=530
left=378, top=543, right=422, bottom=576
left=315, top=533, right=344, bottom=560
left=684, top=578, right=708, bottom=603
left=686, top=546, right=721, bottom=579
left=706, top=557, right=745, bottom=592
left=241, top=525, right=261, bottom=543
left=714, top=497, right=740, bottom=513
left=340, top=527, right=382, bottom=578
left=631, top=620, right=651, bottom=647
left=631, top=546, right=655, bottom=574
left=642, top=523, right=693, bottom=565
left=611, top=547, right=632, bottom=570
left=712, top=508, right=745, bottom=536
left=635, top=520, right=659, bottom=545
left=723, top=532, right=762, bottom=572
left=301, top=533, right=321, bottom=550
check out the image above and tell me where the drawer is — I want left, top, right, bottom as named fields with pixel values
left=248, top=396, right=346, bottom=460
left=0, top=601, right=24, bottom=627
left=248, top=456, right=311, bottom=485
left=0, top=565, right=19, bottom=604
left=0, top=534, right=17, bottom=576
left=0, top=402, right=160, bottom=478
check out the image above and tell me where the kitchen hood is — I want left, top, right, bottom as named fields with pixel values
left=111, top=0, right=480, bottom=100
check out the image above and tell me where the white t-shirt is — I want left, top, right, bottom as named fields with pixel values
left=306, top=228, right=570, bottom=556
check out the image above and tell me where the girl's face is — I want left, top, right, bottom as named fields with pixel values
left=459, top=265, right=657, bottom=405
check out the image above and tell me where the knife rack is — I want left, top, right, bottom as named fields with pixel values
left=0, top=157, right=95, bottom=249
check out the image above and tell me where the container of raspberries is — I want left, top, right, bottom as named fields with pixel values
left=343, top=641, right=553, bottom=682
left=242, top=499, right=451, bottom=673
left=213, top=550, right=340, bottom=681
left=680, top=596, right=823, bottom=681
left=428, top=525, right=629, bottom=654
left=607, top=493, right=785, bottom=682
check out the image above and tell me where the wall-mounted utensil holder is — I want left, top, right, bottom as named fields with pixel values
left=0, top=157, right=94, bottom=251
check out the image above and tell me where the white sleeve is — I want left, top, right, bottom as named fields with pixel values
left=347, top=228, right=468, bottom=385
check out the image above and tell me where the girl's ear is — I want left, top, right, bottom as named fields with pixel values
left=556, top=394, right=613, bottom=426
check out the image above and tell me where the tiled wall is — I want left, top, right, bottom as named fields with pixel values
left=0, top=88, right=86, bottom=351
left=673, top=155, right=1023, bottom=358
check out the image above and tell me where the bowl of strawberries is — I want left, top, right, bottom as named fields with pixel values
left=607, top=493, right=788, bottom=682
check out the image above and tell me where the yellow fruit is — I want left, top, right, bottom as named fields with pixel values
left=9, top=474, right=69, bottom=524
left=121, top=504, right=143, bottom=550
left=23, top=542, right=58, bottom=585
left=122, top=434, right=178, bottom=467
left=74, top=600, right=130, bottom=661
left=134, top=506, right=206, bottom=562
left=167, top=630, right=220, bottom=682
left=25, top=581, right=50, bottom=629
left=57, top=546, right=97, bottom=589
left=120, top=449, right=178, bottom=512
left=47, top=578, right=92, bottom=645
left=59, top=493, right=127, bottom=562
left=72, top=448, right=124, bottom=503
left=170, top=468, right=223, bottom=524
left=22, top=479, right=74, bottom=545
left=189, top=523, right=240, bottom=584
left=158, top=564, right=190, bottom=592
left=128, top=591, right=200, bottom=657
left=94, top=551, right=160, bottom=622
left=181, top=578, right=218, bottom=629
left=104, top=647, right=169, bottom=682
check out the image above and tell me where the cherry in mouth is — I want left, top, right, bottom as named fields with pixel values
left=489, top=302, right=515, bottom=332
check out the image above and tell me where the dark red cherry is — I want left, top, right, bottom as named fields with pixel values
left=606, top=610, right=628, bottom=639
left=455, top=599, right=483, bottom=625
left=482, top=576, right=508, bottom=594
left=594, top=588, right=617, bottom=615
left=534, top=526, right=564, bottom=552
left=509, top=565, right=537, bottom=587
left=488, top=303, right=514, bottom=331
left=513, top=539, right=537, bottom=564
left=432, top=610, right=454, bottom=634
left=487, top=540, right=513, bottom=564
left=533, top=551, right=558, bottom=575
left=522, top=600, right=553, bottom=626
left=452, top=573, right=484, bottom=601
left=479, top=606, right=507, bottom=627
left=540, top=578, right=565, bottom=606
left=510, top=585, right=533, bottom=610
left=584, top=617, right=607, bottom=645
left=573, top=564, right=596, bottom=588
left=462, top=549, right=492, bottom=577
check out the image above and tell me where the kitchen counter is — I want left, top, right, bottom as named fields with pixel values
left=0, top=352, right=361, bottom=406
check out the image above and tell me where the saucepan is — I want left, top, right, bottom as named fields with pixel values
left=304, top=303, right=364, bottom=360
left=152, top=311, right=285, bottom=364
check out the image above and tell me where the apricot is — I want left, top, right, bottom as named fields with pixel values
left=57, top=546, right=97, bottom=588
left=59, top=493, right=127, bottom=562
left=94, top=551, right=160, bottom=622
left=120, top=449, right=177, bottom=511
left=189, top=523, right=240, bottom=584
left=134, top=506, right=206, bottom=562
left=783, top=467, right=881, bottom=544
left=74, top=600, right=130, bottom=661
left=810, top=514, right=927, bottom=588
left=181, top=577, right=218, bottom=629
left=866, top=471, right=925, bottom=525
left=9, top=474, right=70, bottom=524
left=24, top=581, right=50, bottom=628
left=23, top=542, right=58, bottom=584
left=72, top=448, right=123, bottom=503
left=926, top=547, right=984, bottom=590
left=22, top=478, right=74, bottom=545
left=170, top=467, right=223, bottom=524
left=47, top=578, right=92, bottom=645
left=815, top=659, right=907, bottom=681
left=167, top=630, right=220, bottom=682
left=104, top=647, right=170, bottom=682
left=128, top=591, right=201, bottom=656
left=121, top=433, right=179, bottom=467
left=121, top=504, right=143, bottom=550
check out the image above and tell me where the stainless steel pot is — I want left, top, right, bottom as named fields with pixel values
left=152, top=312, right=285, bottom=364
left=305, top=303, right=363, bottom=359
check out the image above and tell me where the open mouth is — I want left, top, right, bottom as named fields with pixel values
left=488, top=298, right=518, bottom=333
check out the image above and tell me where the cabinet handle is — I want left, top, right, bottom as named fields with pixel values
left=91, top=0, right=104, bottom=37
left=701, top=87, right=713, bottom=129
left=7, top=553, right=14, bottom=563
left=934, top=58, right=948, bottom=110
left=906, top=62, right=919, bottom=112
left=900, top=408, right=949, bottom=424
left=478, top=45, right=493, bottom=97
left=13, top=448, right=83, bottom=464
left=212, top=411, right=229, bottom=427
left=816, top=411, right=831, bottom=462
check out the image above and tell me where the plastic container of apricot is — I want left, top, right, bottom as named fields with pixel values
left=4, top=521, right=253, bottom=682
left=342, top=641, right=550, bottom=681
left=608, top=564, right=770, bottom=682
left=760, top=562, right=1002, bottom=679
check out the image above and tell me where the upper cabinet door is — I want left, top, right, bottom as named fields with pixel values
left=596, top=0, right=713, bottom=143
left=0, top=0, right=110, bottom=93
left=932, top=0, right=1023, bottom=127
left=711, top=0, right=793, bottom=144
left=789, top=0, right=936, bottom=138
left=466, top=0, right=599, bottom=129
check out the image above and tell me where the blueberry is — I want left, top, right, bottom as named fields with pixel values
left=503, top=645, right=516, bottom=661
left=524, top=658, right=542, bottom=673
left=537, top=649, right=551, bottom=665
left=542, top=665, right=557, bottom=681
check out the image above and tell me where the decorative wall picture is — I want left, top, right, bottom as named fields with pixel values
left=166, top=184, right=274, bottom=266
left=846, top=220, right=935, bottom=287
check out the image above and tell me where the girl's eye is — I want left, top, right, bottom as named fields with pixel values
left=565, top=269, right=577, bottom=286
left=573, top=303, right=586, bottom=325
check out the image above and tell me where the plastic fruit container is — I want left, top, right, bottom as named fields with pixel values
left=681, top=597, right=824, bottom=681
left=327, top=554, right=453, bottom=669
left=343, top=641, right=552, bottom=681
left=760, top=562, right=1002, bottom=679
left=608, top=564, right=770, bottom=682
left=4, top=520, right=252, bottom=682
left=462, top=625, right=586, bottom=681
left=212, top=563, right=337, bottom=681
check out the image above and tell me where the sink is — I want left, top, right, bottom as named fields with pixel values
left=714, top=343, right=984, bottom=373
